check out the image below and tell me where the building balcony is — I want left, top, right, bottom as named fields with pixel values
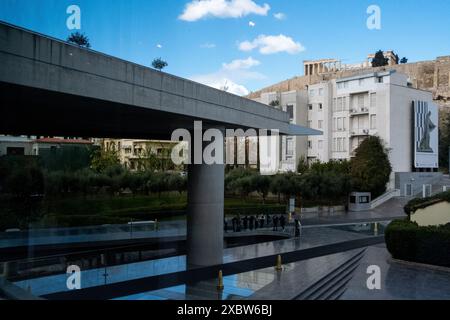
left=350, top=128, right=370, bottom=137
left=349, top=107, right=369, bottom=116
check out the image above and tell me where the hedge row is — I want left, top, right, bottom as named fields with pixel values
left=385, top=219, right=450, bottom=267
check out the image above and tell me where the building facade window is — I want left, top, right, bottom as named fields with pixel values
left=319, top=88, right=324, bottom=96
left=336, top=117, right=346, bottom=131
left=357, top=94, right=365, bottom=109
left=370, top=114, right=377, bottom=129
left=286, top=139, right=294, bottom=156
left=318, top=120, right=323, bottom=129
left=337, top=97, right=343, bottom=111
left=370, top=93, right=377, bottom=108
left=286, top=105, right=294, bottom=120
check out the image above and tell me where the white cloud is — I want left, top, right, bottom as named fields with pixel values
left=249, top=21, right=256, bottom=27
left=179, top=0, right=270, bottom=22
left=190, top=56, right=265, bottom=96
left=273, top=12, right=286, bottom=20
left=222, top=57, right=260, bottom=70
left=197, top=78, right=250, bottom=96
left=239, top=34, right=305, bottom=54
left=156, top=44, right=163, bottom=49
left=200, top=43, right=216, bottom=48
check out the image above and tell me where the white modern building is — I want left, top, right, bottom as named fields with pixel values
left=254, top=70, right=440, bottom=194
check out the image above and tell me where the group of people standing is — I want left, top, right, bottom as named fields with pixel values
left=225, top=214, right=287, bottom=233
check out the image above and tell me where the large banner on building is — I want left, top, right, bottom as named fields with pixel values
left=413, top=100, right=439, bottom=169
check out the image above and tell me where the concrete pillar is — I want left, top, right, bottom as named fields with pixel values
left=186, top=129, right=225, bottom=269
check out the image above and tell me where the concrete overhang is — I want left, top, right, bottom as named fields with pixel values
left=288, top=124, right=322, bottom=136
left=0, top=21, right=318, bottom=140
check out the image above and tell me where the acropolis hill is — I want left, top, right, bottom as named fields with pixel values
left=248, top=54, right=450, bottom=112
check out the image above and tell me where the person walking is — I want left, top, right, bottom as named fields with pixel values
left=249, top=216, right=255, bottom=231
left=273, top=216, right=279, bottom=231
left=266, top=214, right=271, bottom=227
left=295, top=219, right=301, bottom=237
left=259, top=215, right=265, bottom=228
left=232, top=217, right=237, bottom=232
left=224, top=219, right=228, bottom=233
left=243, top=216, right=249, bottom=230
left=280, top=215, right=286, bottom=231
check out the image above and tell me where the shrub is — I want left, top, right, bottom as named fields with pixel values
left=385, top=219, right=450, bottom=267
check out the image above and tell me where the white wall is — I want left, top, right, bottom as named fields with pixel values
left=411, top=201, right=450, bottom=226
left=389, top=85, right=433, bottom=172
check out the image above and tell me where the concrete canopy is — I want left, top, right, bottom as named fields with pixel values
left=0, top=21, right=321, bottom=140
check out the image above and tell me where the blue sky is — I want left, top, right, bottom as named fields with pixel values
left=1, top=0, right=450, bottom=95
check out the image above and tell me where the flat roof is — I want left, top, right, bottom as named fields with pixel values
left=336, top=70, right=395, bottom=83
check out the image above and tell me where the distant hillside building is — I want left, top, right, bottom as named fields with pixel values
left=0, top=135, right=94, bottom=156
left=102, top=139, right=178, bottom=171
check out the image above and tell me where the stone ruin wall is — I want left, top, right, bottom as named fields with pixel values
left=247, top=55, right=450, bottom=125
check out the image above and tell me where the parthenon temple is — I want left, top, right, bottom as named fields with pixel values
left=303, top=59, right=343, bottom=76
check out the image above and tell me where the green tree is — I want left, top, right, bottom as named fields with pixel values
left=152, top=58, right=168, bottom=71
left=229, top=176, right=255, bottom=199
left=5, top=165, right=44, bottom=198
left=252, top=174, right=271, bottom=203
left=225, top=167, right=255, bottom=194
left=167, top=173, right=187, bottom=195
left=269, top=175, right=284, bottom=203
left=350, top=136, right=392, bottom=198
left=270, top=174, right=295, bottom=203
left=147, top=172, right=169, bottom=197
left=90, top=147, right=121, bottom=173
left=67, top=32, right=91, bottom=48
left=297, top=156, right=309, bottom=174
left=269, top=100, right=280, bottom=107
left=138, top=142, right=174, bottom=172
left=400, top=57, right=408, bottom=64
left=371, top=50, right=389, bottom=67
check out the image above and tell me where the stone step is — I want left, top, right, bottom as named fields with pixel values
left=293, top=249, right=365, bottom=300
